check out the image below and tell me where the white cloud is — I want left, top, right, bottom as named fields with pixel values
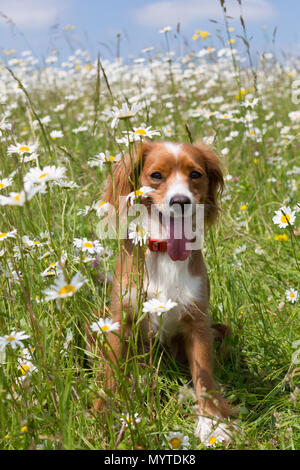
left=132, top=0, right=278, bottom=28
left=0, top=0, right=71, bottom=29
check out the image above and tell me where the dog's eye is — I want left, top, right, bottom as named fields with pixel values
left=151, top=172, right=162, bottom=180
left=190, top=171, right=202, bottom=179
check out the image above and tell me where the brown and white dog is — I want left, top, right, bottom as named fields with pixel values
left=94, top=140, right=235, bottom=443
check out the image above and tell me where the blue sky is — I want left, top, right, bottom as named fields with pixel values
left=0, top=0, right=299, bottom=62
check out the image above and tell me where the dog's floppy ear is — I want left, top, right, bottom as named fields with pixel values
left=194, top=141, right=224, bottom=226
left=102, top=140, right=153, bottom=209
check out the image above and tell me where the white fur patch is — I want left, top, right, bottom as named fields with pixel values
left=195, top=416, right=234, bottom=446
left=164, top=142, right=182, bottom=159
left=165, top=180, right=194, bottom=209
left=143, top=251, right=203, bottom=346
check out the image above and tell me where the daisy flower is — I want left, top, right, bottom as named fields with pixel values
left=0, top=229, right=17, bottom=241
left=24, top=165, right=66, bottom=186
left=77, top=205, right=93, bottom=216
left=93, top=200, right=110, bottom=217
left=0, top=185, right=43, bottom=206
left=0, top=331, right=30, bottom=351
left=43, top=272, right=87, bottom=301
left=126, top=186, right=154, bottom=205
left=164, top=432, right=190, bottom=450
left=272, top=206, right=296, bottom=228
left=90, top=318, right=120, bottom=334
left=18, top=348, right=37, bottom=379
left=0, top=192, right=26, bottom=206
left=72, top=126, right=88, bottom=134
left=128, top=221, right=149, bottom=246
left=22, top=235, right=43, bottom=248
left=286, top=288, right=298, bottom=304
left=73, top=237, right=104, bottom=255
left=142, top=298, right=177, bottom=316
left=195, top=416, right=233, bottom=447
left=104, top=102, right=142, bottom=128
left=0, top=177, right=13, bottom=191
left=54, top=179, right=79, bottom=189
left=53, top=104, right=66, bottom=113
left=7, top=141, right=38, bottom=156
left=162, top=125, right=174, bottom=137
left=88, top=152, right=122, bottom=171
left=40, top=262, right=60, bottom=277
left=131, top=126, right=161, bottom=139
left=18, top=358, right=37, bottom=377
left=234, top=245, right=246, bottom=257
left=159, top=26, right=172, bottom=34
left=50, top=130, right=64, bottom=139
left=23, top=152, right=40, bottom=164
left=120, top=413, right=141, bottom=428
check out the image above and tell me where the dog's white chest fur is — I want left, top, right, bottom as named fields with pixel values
left=143, top=251, right=203, bottom=346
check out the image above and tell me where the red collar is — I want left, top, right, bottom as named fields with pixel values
left=148, top=238, right=168, bottom=253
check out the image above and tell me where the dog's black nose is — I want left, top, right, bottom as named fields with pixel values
left=169, top=195, right=191, bottom=207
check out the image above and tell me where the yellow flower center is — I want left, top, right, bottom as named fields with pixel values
left=0, top=183, right=4, bottom=189
left=108, top=155, right=115, bottom=161
left=20, top=426, right=28, bottom=433
left=240, top=204, right=247, bottom=211
left=170, top=437, right=181, bottom=449
left=134, top=190, right=143, bottom=196
left=6, top=336, right=15, bottom=342
left=14, top=194, right=20, bottom=202
left=33, top=241, right=41, bottom=245
left=135, top=129, right=147, bottom=135
left=200, top=31, right=209, bottom=39
left=19, top=146, right=30, bottom=152
left=289, top=293, right=295, bottom=298
left=39, top=173, right=48, bottom=179
left=19, top=364, right=30, bottom=375
left=0, top=232, right=7, bottom=238
left=209, top=436, right=217, bottom=446
left=59, top=284, right=76, bottom=295
left=98, top=201, right=106, bottom=208
left=101, top=325, right=110, bottom=332
left=274, top=234, right=288, bottom=241
left=83, top=242, right=93, bottom=248
left=280, top=213, right=290, bottom=224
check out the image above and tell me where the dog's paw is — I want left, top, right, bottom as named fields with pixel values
left=195, top=416, right=234, bottom=447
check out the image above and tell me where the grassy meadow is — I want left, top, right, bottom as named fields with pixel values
left=0, top=16, right=299, bottom=450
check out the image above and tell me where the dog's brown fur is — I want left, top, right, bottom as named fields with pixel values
left=93, top=140, right=233, bottom=421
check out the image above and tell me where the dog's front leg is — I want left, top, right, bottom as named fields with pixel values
left=182, top=319, right=233, bottom=443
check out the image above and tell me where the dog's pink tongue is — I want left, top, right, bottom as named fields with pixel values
left=167, top=217, right=190, bottom=261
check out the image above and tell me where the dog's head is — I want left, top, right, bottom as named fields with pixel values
left=103, top=140, right=223, bottom=259
left=103, top=140, right=224, bottom=225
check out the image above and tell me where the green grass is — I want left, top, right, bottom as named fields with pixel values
left=0, top=18, right=299, bottom=450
